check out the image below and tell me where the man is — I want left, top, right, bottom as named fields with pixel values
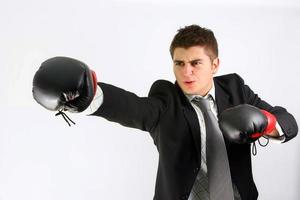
left=32, top=25, right=298, bottom=200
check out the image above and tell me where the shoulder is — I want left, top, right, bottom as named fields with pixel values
left=213, top=73, right=249, bottom=102
left=149, top=79, right=176, bottom=94
left=148, top=80, right=186, bottom=105
left=214, top=73, right=246, bottom=88
left=214, top=73, right=244, bottom=83
left=150, top=79, right=175, bottom=88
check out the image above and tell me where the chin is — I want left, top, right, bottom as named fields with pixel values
left=182, top=88, right=197, bottom=95
left=178, top=83, right=197, bottom=95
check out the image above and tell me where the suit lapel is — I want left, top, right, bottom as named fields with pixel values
left=214, top=79, right=232, bottom=116
left=175, top=82, right=202, bottom=162
left=214, top=78, right=236, bottom=148
left=183, top=106, right=202, bottom=162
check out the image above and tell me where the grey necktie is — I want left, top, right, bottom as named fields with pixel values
left=192, top=97, right=234, bottom=200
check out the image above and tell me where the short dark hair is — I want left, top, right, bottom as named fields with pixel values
left=169, top=25, right=218, bottom=61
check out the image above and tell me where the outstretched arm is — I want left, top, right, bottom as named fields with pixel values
left=90, top=81, right=169, bottom=133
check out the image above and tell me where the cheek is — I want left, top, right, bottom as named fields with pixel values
left=174, top=69, right=183, bottom=78
left=195, top=70, right=212, bottom=81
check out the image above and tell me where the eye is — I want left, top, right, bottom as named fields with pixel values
left=174, top=61, right=184, bottom=67
left=191, top=60, right=202, bottom=67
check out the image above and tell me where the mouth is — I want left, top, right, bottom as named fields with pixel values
left=183, top=80, right=195, bottom=87
left=184, top=80, right=195, bottom=84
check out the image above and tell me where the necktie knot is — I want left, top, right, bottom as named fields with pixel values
left=192, top=96, right=211, bottom=112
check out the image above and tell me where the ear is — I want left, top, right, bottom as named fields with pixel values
left=212, top=58, right=220, bottom=74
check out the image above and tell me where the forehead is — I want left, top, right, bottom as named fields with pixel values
left=173, top=46, right=210, bottom=61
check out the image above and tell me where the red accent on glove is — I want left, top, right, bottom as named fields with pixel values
left=260, top=110, right=277, bottom=134
left=250, top=110, right=277, bottom=139
left=91, top=70, right=98, bottom=96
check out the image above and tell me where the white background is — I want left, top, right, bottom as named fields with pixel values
left=1, top=0, right=300, bottom=199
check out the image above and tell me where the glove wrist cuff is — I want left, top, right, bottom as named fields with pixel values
left=260, top=110, right=277, bottom=134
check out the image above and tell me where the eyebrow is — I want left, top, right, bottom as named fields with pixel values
left=173, top=59, right=204, bottom=63
left=173, top=60, right=184, bottom=63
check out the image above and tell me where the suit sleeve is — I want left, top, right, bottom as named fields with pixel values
left=90, top=80, right=171, bottom=135
left=235, top=74, right=298, bottom=142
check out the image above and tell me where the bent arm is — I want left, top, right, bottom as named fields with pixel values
left=238, top=75, right=298, bottom=142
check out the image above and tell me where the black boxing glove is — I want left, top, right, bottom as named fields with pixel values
left=219, top=104, right=277, bottom=144
left=32, top=57, right=97, bottom=115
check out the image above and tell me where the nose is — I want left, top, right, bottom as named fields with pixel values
left=183, top=63, right=193, bottom=76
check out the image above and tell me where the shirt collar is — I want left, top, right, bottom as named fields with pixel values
left=185, top=82, right=216, bottom=102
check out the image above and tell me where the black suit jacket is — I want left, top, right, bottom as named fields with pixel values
left=92, top=73, right=298, bottom=200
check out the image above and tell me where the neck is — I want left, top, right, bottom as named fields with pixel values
left=199, top=81, right=213, bottom=97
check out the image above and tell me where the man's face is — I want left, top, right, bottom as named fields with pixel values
left=173, top=46, right=219, bottom=96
